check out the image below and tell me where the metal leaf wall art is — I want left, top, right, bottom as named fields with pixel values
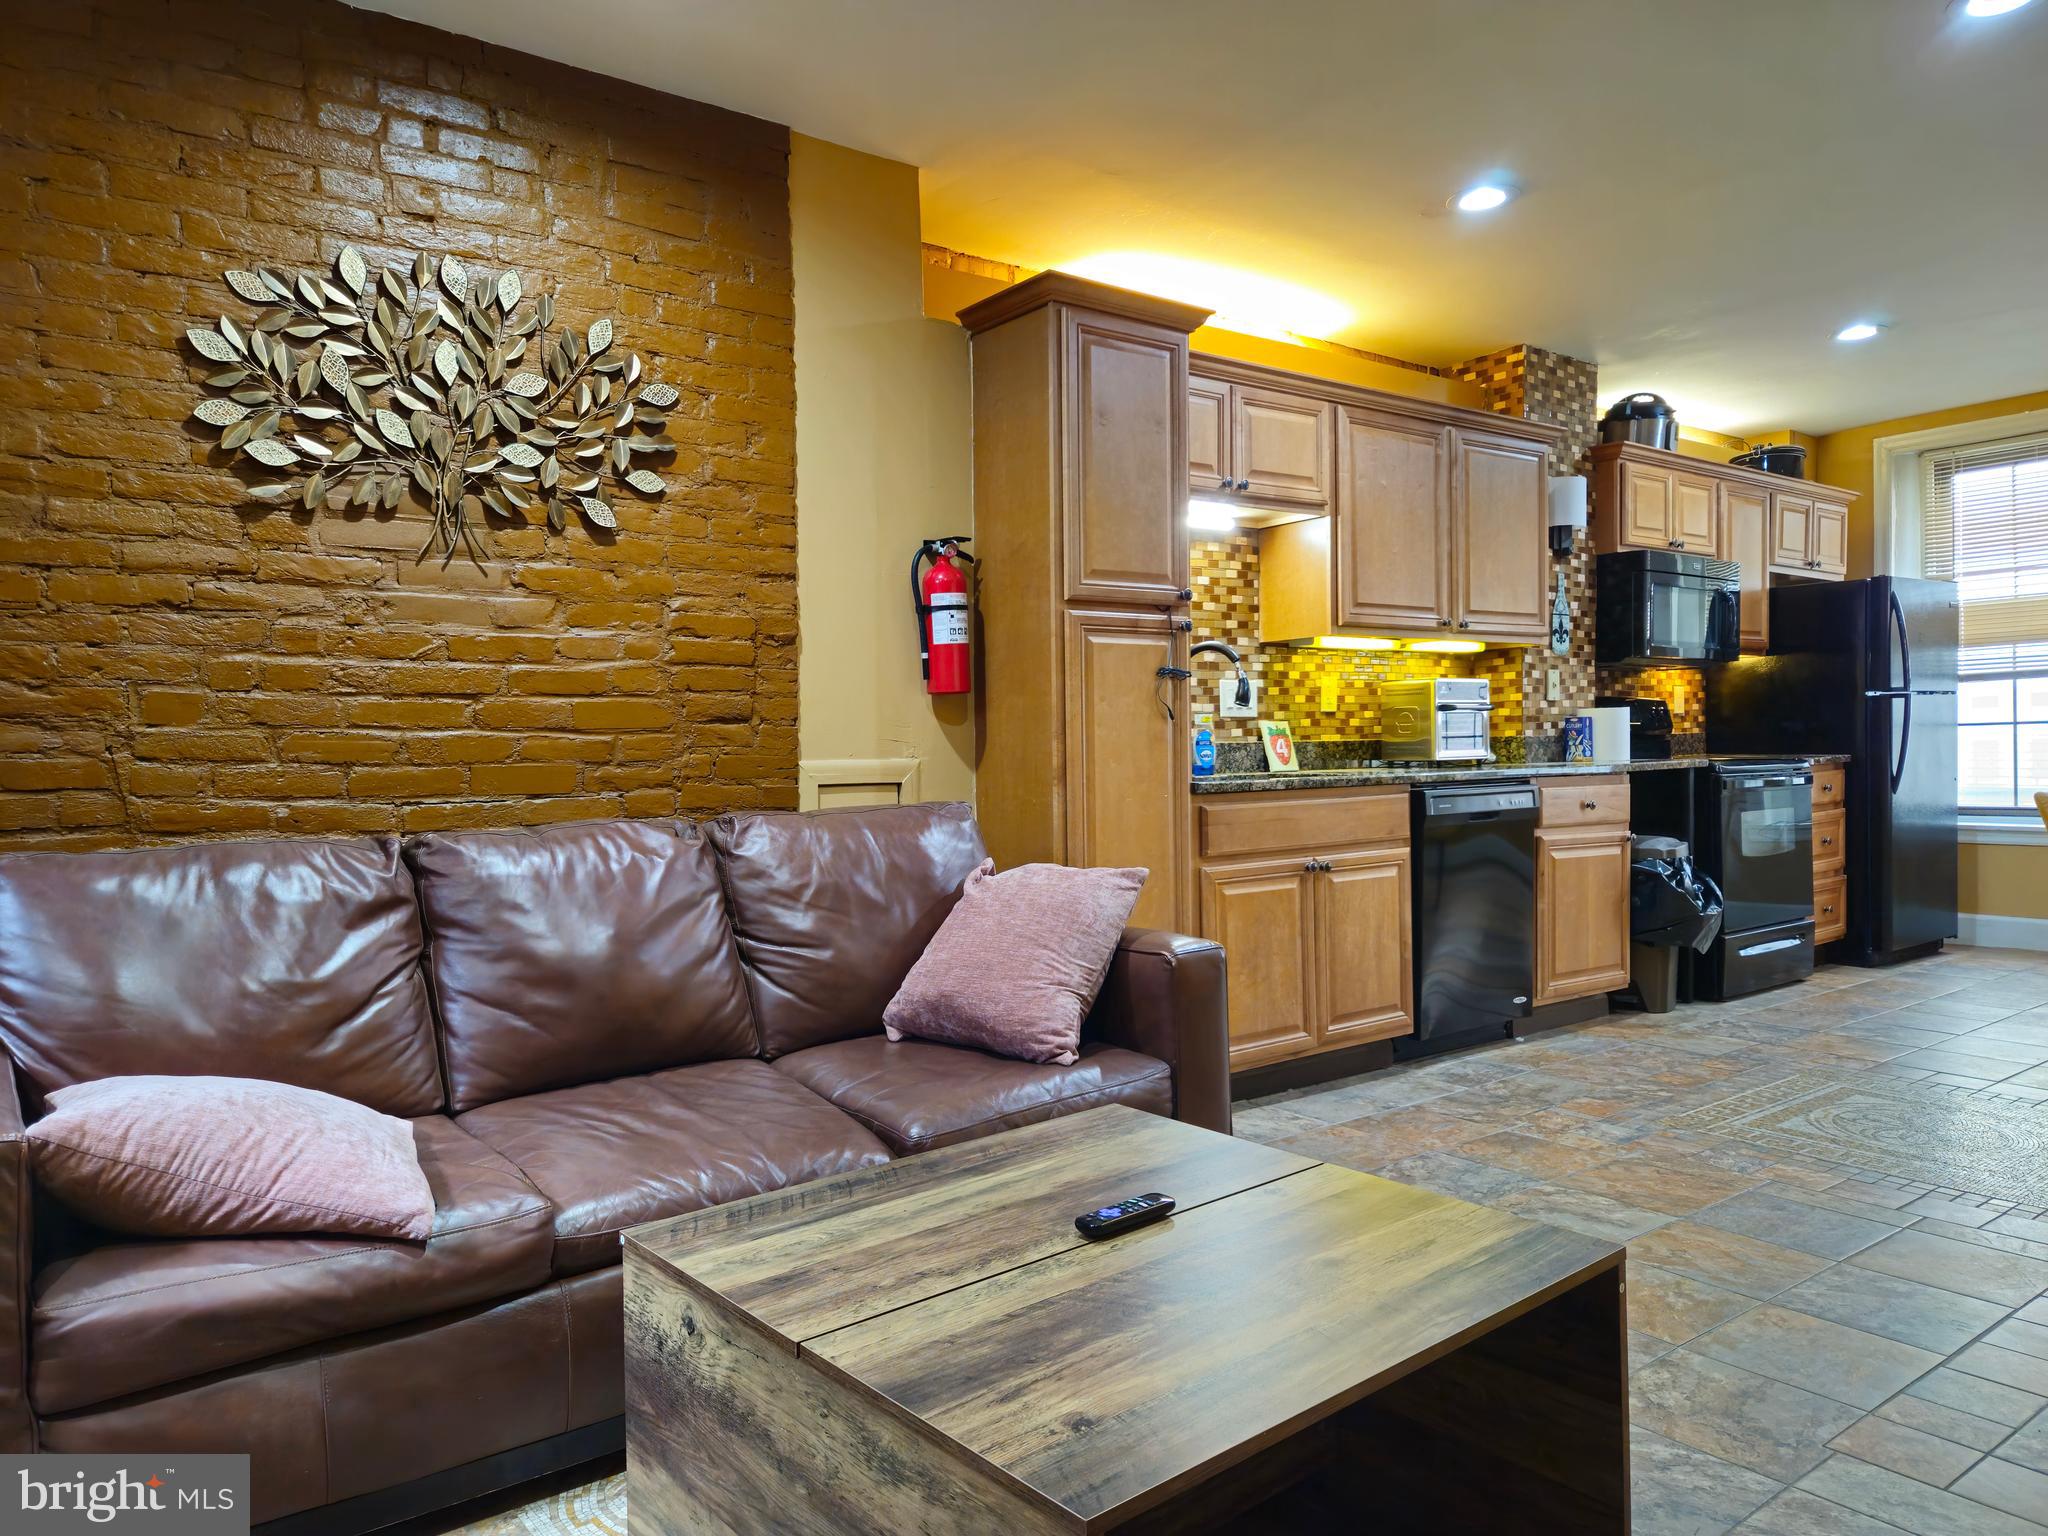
left=186, top=247, right=679, bottom=563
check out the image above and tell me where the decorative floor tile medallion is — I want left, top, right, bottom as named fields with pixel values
left=1673, top=1070, right=2048, bottom=1205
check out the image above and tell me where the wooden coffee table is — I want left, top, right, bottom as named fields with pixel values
left=624, top=1105, right=1627, bottom=1534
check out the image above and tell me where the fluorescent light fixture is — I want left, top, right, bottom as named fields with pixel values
left=1454, top=183, right=1514, bottom=213
left=1834, top=321, right=1884, bottom=342
left=1310, top=635, right=1399, bottom=651
left=1186, top=498, right=1239, bottom=532
left=1058, top=252, right=1351, bottom=341
left=1406, top=639, right=1486, bottom=654
left=1964, top=0, right=2032, bottom=16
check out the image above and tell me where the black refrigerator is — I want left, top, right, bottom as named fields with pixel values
left=1705, top=577, right=1959, bottom=965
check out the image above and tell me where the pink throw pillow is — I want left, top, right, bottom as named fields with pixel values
left=27, top=1075, right=435, bottom=1241
left=883, top=860, right=1146, bottom=1065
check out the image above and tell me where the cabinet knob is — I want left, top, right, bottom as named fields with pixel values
left=1173, top=617, right=1193, bottom=632
left=1457, top=619, right=1471, bottom=630
left=1582, top=799, right=1598, bottom=811
left=1178, top=588, right=1194, bottom=601
left=1219, top=475, right=1232, bottom=489
left=1240, top=478, right=1252, bottom=491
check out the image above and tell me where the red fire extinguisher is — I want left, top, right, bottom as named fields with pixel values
left=912, top=536, right=974, bottom=695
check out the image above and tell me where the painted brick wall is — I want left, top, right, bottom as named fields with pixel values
left=0, top=0, right=796, bottom=847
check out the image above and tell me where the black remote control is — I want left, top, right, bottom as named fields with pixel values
left=1075, top=1193, right=1175, bottom=1240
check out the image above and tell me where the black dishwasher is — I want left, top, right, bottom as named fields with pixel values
left=1395, top=781, right=1539, bottom=1061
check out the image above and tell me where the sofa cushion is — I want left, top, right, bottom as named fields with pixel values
left=456, top=1060, right=891, bottom=1275
left=28, top=1075, right=434, bottom=1241
left=30, top=1116, right=552, bottom=1415
left=0, top=838, right=442, bottom=1116
left=406, top=821, right=757, bottom=1112
left=707, top=803, right=987, bottom=1057
left=772, top=1036, right=1174, bottom=1156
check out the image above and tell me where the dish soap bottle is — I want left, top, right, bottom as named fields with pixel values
left=1191, top=712, right=1217, bottom=778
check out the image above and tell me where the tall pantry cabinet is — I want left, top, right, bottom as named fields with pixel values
left=959, top=274, right=1212, bottom=932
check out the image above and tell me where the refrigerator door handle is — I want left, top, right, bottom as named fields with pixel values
left=1891, top=693, right=1911, bottom=795
left=1889, top=589, right=1912, bottom=692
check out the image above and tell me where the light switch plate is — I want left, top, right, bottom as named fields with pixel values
left=1220, top=676, right=1259, bottom=718
left=1546, top=667, right=1562, bottom=704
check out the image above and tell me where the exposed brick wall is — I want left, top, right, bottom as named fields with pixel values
left=0, top=0, right=796, bottom=847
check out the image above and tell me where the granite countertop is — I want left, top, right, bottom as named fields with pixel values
left=1191, top=753, right=1849, bottom=795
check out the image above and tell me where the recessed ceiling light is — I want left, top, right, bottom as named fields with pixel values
left=1835, top=321, right=1885, bottom=342
left=1963, top=0, right=2033, bottom=17
left=1454, top=183, right=1515, bottom=213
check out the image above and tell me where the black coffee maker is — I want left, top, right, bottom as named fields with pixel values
left=1595, top=695, right=1674, bottom=761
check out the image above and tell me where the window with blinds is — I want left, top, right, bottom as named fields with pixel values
left=1922, top=432, right=2048, bottom=808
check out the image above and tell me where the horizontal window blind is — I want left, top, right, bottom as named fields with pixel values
left=1922, top=432, right=2048, bottom=678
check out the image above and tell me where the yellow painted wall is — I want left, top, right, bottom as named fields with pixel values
left=1961, top=843, right=2048, bottom=923
left=1810, top=388, right=2048, bottom=925
left=791, top=135, right=975, bottom=804
left=922, top=247, right=1480, bottom=410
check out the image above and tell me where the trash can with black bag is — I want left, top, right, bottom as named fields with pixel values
left=1624, top=835, right=1723, bottom=1013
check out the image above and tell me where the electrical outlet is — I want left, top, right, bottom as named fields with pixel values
left=1317, top=675, right=1339, bottom=713
left=1546, top=667, right=1562, bottom=704
left=1220, top=676, right=1259, bottom=718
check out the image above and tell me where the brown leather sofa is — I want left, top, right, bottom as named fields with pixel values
left=0, top=803, right=1227, bottom=1533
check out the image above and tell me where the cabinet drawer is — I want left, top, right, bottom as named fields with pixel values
left=1812, top=807, right=1846, bottom=874
left=1815, top=872, right=1848, bottom=944
left=1197, top=789, right=1406, bottom=859
left=1538, top=778, right=1630, bottom=829
left=1814, top=766, right=1846, bottom=807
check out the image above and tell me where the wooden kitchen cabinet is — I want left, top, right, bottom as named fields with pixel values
left=1533, top=776, right=1632, bottom=1006
left=1256, top=391, right=1559, bottom=644
left=1316, top=847, right=1413, bottom=1044
left=1065, top=316, right=1191, bottom=606
left=1331, top=404, right=1453, bottom=632
left=1187, top=375, right=1231, bottom=492
left=1591, top=443, right=1857, bottom=583
left=1454, top=426, right=1551, bottom=643
left=1184, top=374, right=1332, bottom=508
left=1063, top=608, right=1191, bottom=932
left=1198, top=857, right=1318, bottom=1067
left=1723, top=482, right=1772, bottom=652
left=1194, top=786, right=1413, bottom=1070
left=963, top=273, right=1210, bottom=933
left=1813, top=764, right=1848, bottom=944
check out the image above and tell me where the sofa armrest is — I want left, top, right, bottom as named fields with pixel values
left=1084, top=928, right=1230, bottom=1135
left=0, top=1053, right=31, bottom=1450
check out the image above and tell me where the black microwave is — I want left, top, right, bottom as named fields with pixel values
left=1596, top=550, right=1741, bottom=665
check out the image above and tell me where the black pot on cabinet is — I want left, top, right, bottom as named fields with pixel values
left=1731, top=443, right=1808, bottom=478
left=1599, top=392, right=1679, bottom=450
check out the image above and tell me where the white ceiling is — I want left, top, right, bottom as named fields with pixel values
left=362, top=0, right=2048, bottom=436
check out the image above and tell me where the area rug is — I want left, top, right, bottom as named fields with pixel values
left=450, top=1472, right=625, bottom=1536
left=1673, top=1069, right=2048, bottom=1204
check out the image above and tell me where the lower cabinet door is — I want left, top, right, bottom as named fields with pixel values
left=1814, top=871, right=1848, bottom=944
left=1064, top=608, right=1190, bottom=932
left=1316, top=847, right=1414, bottom=1045
left=1199, top=857, right=1319, bottom=1069
left=1534, top=828, right=1632, bottom=1005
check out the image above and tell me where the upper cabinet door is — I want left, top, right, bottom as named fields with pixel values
left=1811, top=500, right=1849, bottom=576
left=1233, top=385, right=1332, bottom=508
left=1187, top=375, right=1232, bottom=496
left=1673, top=472, right=1719, bottom=553
left=1770, top=493, right=1814, bottom=571
left=1453, top=427, right=1548, bottom=643
left=1063, top=317, right=1187, bottom=606
left=1723, top=483, right=1770, bottom=652
left=1620, top=462, right=1675, bottom=548
left=1333, top=405, right=1452, bottom=632
left=1062, top=607, right=1190, bottom=932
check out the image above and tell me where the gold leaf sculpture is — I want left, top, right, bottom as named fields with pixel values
left=186, top=243, right=678, bottom=563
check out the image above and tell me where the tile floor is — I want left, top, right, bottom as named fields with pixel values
left=1235, top=945, right=2048, bottom=1535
